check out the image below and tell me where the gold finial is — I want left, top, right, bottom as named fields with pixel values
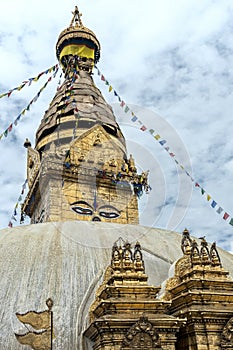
left=70, top=5, right=83, bottom=28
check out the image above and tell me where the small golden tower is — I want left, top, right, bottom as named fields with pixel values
left=22, top=6, right=147, bottom=225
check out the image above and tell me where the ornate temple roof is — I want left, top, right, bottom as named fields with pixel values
left=0, top=222, right=233, bottom=348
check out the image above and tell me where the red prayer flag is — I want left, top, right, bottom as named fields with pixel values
left=223, top=212, right=229, bottom=220
left=140, top=125, right=147, bottom=131
left=101, top=75, right=105, bottom=81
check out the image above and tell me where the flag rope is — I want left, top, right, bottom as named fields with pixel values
left=0, top=65, right=60, bottom=141
left=0, top=64, right=58, bottom=99
left=8, top=179, right=28, bottom=228
left=94, top=65, right=233, bottom=227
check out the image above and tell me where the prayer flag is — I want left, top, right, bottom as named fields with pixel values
left=124, top=106, right=130, bottom=113
left=131, top=116, right=137, bottom=122
left=140, top=125, right=147, bottom=131
left=114, top=90, right=118, bottom=96
left=217, top=207, right=223, bottom=214
left=211, top=200, right=217, bottom=208
left=207, top=194, right=211, bottom=201
left=101, top=74, right=105, bottom=81
left=201, top=188, right=205, bottom=195
left=154, top=134, right=161, bottom=140
left=105, top=80, right=109, bottom=86
left=169, top=152, right=175, bottom=157
left=120, top=101, right=125, bottom=107
left=229, top=218, right=233, bottom=226
left=223, top=212, right=229, bottom=220
left=109, top=85, right=113, bottom=92
left=159, top=140, right=166, bottom=146
left=8, top=221, right=12, bottom=228
left=195, top=183, right=200, bottom=187
left=149, top=129, right=155, bottom=134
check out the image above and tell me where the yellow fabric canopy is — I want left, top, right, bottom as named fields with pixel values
left=60, top=44, right=94, bottom=60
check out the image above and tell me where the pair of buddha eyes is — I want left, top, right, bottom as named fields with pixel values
left=71, top=201, right=120, bottom=219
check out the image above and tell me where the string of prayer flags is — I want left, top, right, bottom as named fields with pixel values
left=8, top=179, right=28, bottom=228
left=0, top=66, right=59, bottom=141
left=95, top=65, right=233, bottom=227
left=0, top=64, right=58, bottom=100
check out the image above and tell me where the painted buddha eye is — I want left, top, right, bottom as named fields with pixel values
left=99, top=212, right=120, bottom=219
left=98, top=205, right=120, bottom=219
left=72, top=206, right=93, bottom=215
left=71, top=201, right=93, bottom=216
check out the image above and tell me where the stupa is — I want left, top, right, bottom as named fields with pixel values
left=0, top=6, right=233, bottom=350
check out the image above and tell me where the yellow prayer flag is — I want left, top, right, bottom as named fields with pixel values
left=109, top=85, right=113, bottom=92
left=207, top=194, right=211, bottom=201
left=154, top=134, right=161, bottom=140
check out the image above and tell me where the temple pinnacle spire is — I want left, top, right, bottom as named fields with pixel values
left=21, top=6, right=145, bottom=225
left=69, top=5, right=83, bottom=28
left=56, top=5, right=100, bottom=74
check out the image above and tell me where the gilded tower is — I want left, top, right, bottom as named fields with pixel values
left=22, top=7, right=148, bottom=225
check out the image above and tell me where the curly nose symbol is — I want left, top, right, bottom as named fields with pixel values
left=92, top=216, right=101, bottom=222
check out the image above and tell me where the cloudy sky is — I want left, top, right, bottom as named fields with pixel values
left=0, top=0, right=233, bottom=251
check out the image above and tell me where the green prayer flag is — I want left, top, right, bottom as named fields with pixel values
left=229, top=218, right=233, bottom=226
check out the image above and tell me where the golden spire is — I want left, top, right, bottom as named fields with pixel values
left=69, top=5, right=83, bottom=28
left=56, top=5, right=101, bottom=73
